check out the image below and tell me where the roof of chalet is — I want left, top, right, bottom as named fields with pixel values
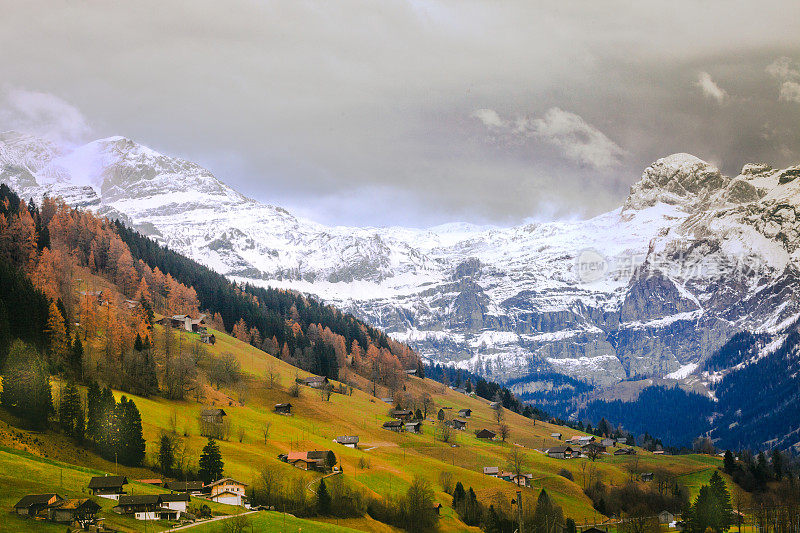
left=117, top=495, right=162, bottom=506
left=14, top=494, right=61, bottom=508
left=546, top=446, right=574, bottom=454
left=476, top=429, right=496, bottom=438
left=200, top=408, right=226, bottom=417
left=483, top=466, right=499, bottom=475
left=383, top=420, right=403, bottom=427
left=164, top=481, right=205, bottom=491
left=334, top=436, right=359, bottom=444
left=49, top=499, right=100, bottom=512
left=159, top=493, right=190, bottom=502
left=206, top=477, right=247, bottom=488
left=88, top=475, right=128, bottom=489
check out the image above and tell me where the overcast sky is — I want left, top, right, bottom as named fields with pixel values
left=1, top=1, right=799, bottom=227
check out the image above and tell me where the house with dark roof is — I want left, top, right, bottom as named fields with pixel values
left=47, top=499, right=101, bottom=524
left=160, top=492, right=190, bottom=513
left=405, top=421, right=422, bottom=433
left=297, top=375, right=329, bottom=388
left=87, top=475, right=128, bottom=499
left=437, top=408, right=446, bottom=421
left=285, top=452, right=319, bottom=471
left=200, top=408, right=227, bottom=424
left=458, top=408, right=472, bottom=418
left=389, top=409, right=414, bottom=421
left=334, top=435, right=359, bottom=448
left=546, top=446, right=575, bottom=459
left=274, top=403, right=292, bottom=415
left=641, top=472, right=655, bottom=482
left=614, top=447, right=636, bottom=456
left=200, top=332, right=216, bottom=345
left=164, top=480, right=205, bottom=494
left=476, top=429, right=496, bottom=439
left=14, top=494, right=62, bottom=517
left=550, top=432, right=562, bottom=440
left=483, top=466, right=499, bottom=477
left=659, top=511, right=675, bottom=524
left=510, top=473, right=533, bottom=487
left=450, top=419, right=467, bottom=430
left=383, top=420, right=403, bottom=432
left=114, top=495, right=164, bottom=520
left=307, top=450, right=337, bottom=470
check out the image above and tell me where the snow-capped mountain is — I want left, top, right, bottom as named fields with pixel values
left=3, top=130, right=800, bottom=387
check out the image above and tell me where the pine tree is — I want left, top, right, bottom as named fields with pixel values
left=723, top=450, right=735, bottom=474
left=69, top=337, right=83, bottom=380
left=116, top=397, right=145, bottom=466
left=86, top=380, right=101, bottom=442
left=198, top=438, right=224, bottom=484
left=316, top=478, right=331, bottom=515
left=771, top=449, right=783, bottom=481
left=59, top=380, right=83, bottom=438
left=452, top=481, right=465, bottom=508
left=158, top=433, right=175, bottom=475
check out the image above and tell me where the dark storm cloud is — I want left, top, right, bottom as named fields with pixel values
left=0, top=0, right=798, bottom=227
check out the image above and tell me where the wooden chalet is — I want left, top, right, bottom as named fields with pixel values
left=87, top=475, right=128, bottom=499
left=200, top=408, right=227, bottom=424
left=614, top=447, right=636, bottom=456
left=383, top=420, right=403, bottom=432
left=437, top=408, right=446, bottom=421
left=450, top=418, right=467, bottom=430
left=483, top=466, right=499, bottom=477
left=405, top=421, right=422, bottom=433
left=457, top=408, right=472, bottom=418
left=297, top=375, right=329, bottom=389
left=114, top=494, right=164, bottom=520
left=476, top=429, right=496, bottom=440
left=200, top=332, right=216, bottom=345
left=274, top=403, right=292, bottom=415
left=641, top=472, right=655, bottom=482
left=164, top=480, right=205, bottom=495
left=334, top=435, right=359, bottom=448
left=405, top=368, right=420, bottom=377
left=546, top=446, right=575, bottom=459
left=14, top=493, right=62, bottom=517
left=659, top=511, right=675, bottom=524
left=550, top=432, right=562, bottom=440
left=47, top=498, right=101, bottom=524
left=389, top=409, right=414, bottom=421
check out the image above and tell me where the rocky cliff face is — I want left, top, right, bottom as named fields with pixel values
left=3, top=131, right=799, bottom=387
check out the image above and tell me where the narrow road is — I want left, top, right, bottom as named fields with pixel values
left=168, top=510, right=260, bottom=531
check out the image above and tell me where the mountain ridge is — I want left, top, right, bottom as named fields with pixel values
left=2, top=130, right=799, bottom=391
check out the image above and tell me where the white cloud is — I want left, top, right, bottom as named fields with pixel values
left=471, top=108, right=507, bottom=129
left=696, top=71, right=727, bottom=103
left=766, top=57, right=800, bottom=103
left=0, top=87, right=91, bottom=147
left=473, top=106, right=626, bottom=169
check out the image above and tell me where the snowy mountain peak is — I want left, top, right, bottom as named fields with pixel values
left=3, top=132, right=800, bottom=389
left=624, top=153, right=727, bottom=211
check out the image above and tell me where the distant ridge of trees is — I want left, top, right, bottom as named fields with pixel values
left=112, top=219, right=419, bottom=379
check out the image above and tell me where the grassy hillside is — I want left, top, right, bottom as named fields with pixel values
left=1, top=322, right=737, bottom=532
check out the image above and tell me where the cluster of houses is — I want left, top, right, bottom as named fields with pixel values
left=279, top=450, right=337, bottom=472
left=156, top=314, right=216, bottom=344
left=544, top=435, right=634, bottom=460
left=13, top=474, right=249, bottom=526
left=382, top=409, right=423, bottom=433
left=482, top=466, right=534, bottom=487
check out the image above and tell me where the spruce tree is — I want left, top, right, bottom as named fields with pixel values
left=723, top=450, right=735, bottom=473
left=70, top=337, right=83, bottom=380
left=59, top=380, right=82, bottom=438
left=158, top=433, right=175, bottom=475
left=452, top=481, right=465, bottom=508
left=198, top=438, right=224, bottom=484
left=709, top=471, right=733, bottom=530
left=316, top=478, right=331, bottom=515
left=86, top=381, right=101, bottom=443
left=117, top=398, right=145, bottom=466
